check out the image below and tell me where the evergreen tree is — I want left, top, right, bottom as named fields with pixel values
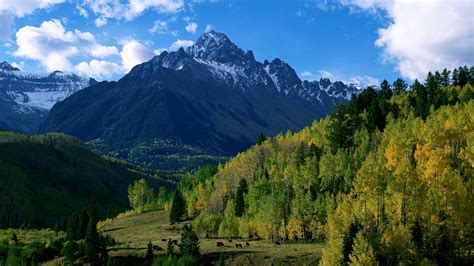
left=62, top=240, right=79, bottom=265
left=170, top=190, right=186, bottom=224
left=146, top=241, right=154, bottom=262
left=256, top=132, right=267, bottom=145
left=392, top=78, right=407, bottom=95
left=440, top=69, right=451, bottom=86
left=11, top=232, right=18, bottom=245
left=180, top=224, right=200, bottom=258
left=167, top=239, right=174, bottom=256
left=235, top=178, right=248, bottom=217
left=458, top=66, right=469, bottom=87
left=84, top=206, right=107, bottom=265
left=411, top=80, right=429, bottom=119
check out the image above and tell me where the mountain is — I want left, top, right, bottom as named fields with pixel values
left=41, top=31, right=360, bottom=171
left=0, top=131, right=175, bottom=228
left=0, top=62, right=95, bottom=133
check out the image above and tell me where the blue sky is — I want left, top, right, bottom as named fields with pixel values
left=1, top=1, right=472, bottom=85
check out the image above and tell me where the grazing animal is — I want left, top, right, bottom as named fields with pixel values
left=216, top=242, right=225, bottom=247
left=153, top=245, right=163, bottom=251
left=275, top=241, right=281, bottom=246
left=172, top=240, right=178, bottom=244
left=246, top=242, right=250, bottom=246
left=228, top=239, right=233, bottom=242
left=235, top=244, right=239, bottom=248
left=161, top=239, right=167, bottom=242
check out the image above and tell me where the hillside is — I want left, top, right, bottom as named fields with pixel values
left=40, top=31, right=359, bottom=171
left=178, top=67, right=474, bottom=265
left=0, top=131, right=175, bottom=228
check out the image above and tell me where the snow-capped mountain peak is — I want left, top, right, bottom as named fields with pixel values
left=0, top=63, right=96, bottom=132
left=136, top=31, right=359, bottom=105
left=0, top=62, right=20, bottom=71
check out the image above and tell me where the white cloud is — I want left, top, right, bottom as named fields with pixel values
left=149, top=20, right=168, bottom=34
left=120, top=39, right=155, bottom=72
left=185, top=22, right=198, bottom=33
left=318, top=70, right=336, bottom=80
left=11, top=61, right=25, bottom=70
left=75, top=60, right=122, bottom=80
left=14, top=19, right=119, bottom=71
left=0, top=0, right=65, bottom=17
left=76, top=5, right=88, bottom=17
left=0, top=12, right=14, bottom=41
left=341, top=0, right=474, bottom=80
left=205, top=24, right=212, bottom=32
left=83, top=0, right=184, bottom=21
left=349, top=75, right=380, bottom=87
left=169, top=39, right=193, bottom=51
left=95, top=17, right=107, bottom=27
left=0, top=0, right=65, bottom=41
left=301, top=71, right=313, bottom=78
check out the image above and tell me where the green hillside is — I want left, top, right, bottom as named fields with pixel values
left=178, top=67, right=474, bottom=265
left=0, top=132, right=176, bottom=228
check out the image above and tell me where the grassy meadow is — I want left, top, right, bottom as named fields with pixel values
left=99, top=210, right=323, bottom=265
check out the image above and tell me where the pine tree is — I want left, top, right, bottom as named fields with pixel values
left=146, top=241, right=154, bottom=262
left=256, top=132, right=267, bottom=145
left=167, top=239, right=174, bottom=256
left=84, top=206, right=106, bottom=265
left=440, top=69, right=451, bottom=86
left=235, top=178, right=248, bottom=217
left=180, top=224, right=200, bottom=258
left=11, top=232, right=18, bottom=245
left=170, top=190, right=186, bottom=224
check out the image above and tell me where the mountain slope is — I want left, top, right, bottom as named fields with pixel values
left=0, top=131, right=175, bottom=228
left=0, top=62, right=95, bottom=133
left=41, top=31, right=360, bottom=171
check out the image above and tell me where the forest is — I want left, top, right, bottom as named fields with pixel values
left=175, top=66, right=474, bottom=264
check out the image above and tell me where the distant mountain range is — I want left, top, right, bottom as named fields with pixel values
left=38, top=31, right=360, bottom=171
left=0, top=62, right=94, bottom=133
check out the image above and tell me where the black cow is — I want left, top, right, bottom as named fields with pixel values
left=153, top=245, right=163, bottom=251
left=275, top=241, right=281, bottom=246
left=216, top=242, right=225, bottom=247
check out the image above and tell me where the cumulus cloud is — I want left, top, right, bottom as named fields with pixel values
left=348, top=75, right=380, bottom=87
left=341, top=0, right=474, bottom=80
left=0, top=0, right=65, bottom=17
left=75, top=60, right=122, bottom=80
left=0, top=0, right=65, bottom=40
left=120, top=39, right=155, bottom=72
left=83, top=0, right=184, bottom=21
left=95, top=17, right=107, bottom=27
left=169, top=39, right=193, bottom=51
left=301, top=71, right=313, bottom=78
left=14, top=19, right=119, bottom=72
left=318, top=70, right=336, bottom=80
left=185, top=22, right=198, bottom=33
left=149, top=20, right=168, bottom=34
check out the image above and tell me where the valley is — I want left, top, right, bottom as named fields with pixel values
left=0, top=2, right=473, bottom=265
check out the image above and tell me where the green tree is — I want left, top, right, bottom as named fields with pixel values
left=84, top=207, right=107, bottom=265
left=235, top=178, right=248, bottom=217
left=170, top=190, right=186, bottom=224
left=146, top=241, right=154, bottom=262
left=128, top=179, right=155, bottom=210
left=219, top=199, right=239, bottom=238
left=180, top=224, right=200, bottom=258
left=393, top=78, right=408, bottom=95
left=256, top=132, right=267, bottom=145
